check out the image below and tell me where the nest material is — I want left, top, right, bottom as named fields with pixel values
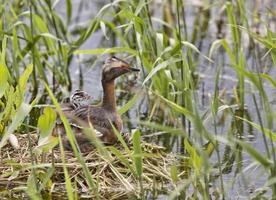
left=0, top=134, right=177, bottom=199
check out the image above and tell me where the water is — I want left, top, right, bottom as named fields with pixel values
left=54, top=0, right=276, bottom=199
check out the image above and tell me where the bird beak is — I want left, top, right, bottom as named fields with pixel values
left=129, top=67, right=140, bottom=72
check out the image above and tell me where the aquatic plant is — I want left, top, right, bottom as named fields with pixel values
left=0, top=0, right=275, bottom=199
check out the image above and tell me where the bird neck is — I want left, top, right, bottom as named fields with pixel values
left=102, top=79, right=116, bottom=112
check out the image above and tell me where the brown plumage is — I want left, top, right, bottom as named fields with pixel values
left=54, top=56, right=140, bottom=151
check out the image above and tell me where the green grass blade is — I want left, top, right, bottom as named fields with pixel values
left=74, top=47, right=138, bottom=56
left=132, top=129, right=143, bottom=177
left=44, top=83, right=99, bottom=197
left=0, top=102, right=33, bottom=150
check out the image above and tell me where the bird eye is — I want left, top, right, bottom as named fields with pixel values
left=111, top=56, right=118, bottom=61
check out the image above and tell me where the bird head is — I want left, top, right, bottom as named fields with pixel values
left=102, top=56, right=140, bottom=82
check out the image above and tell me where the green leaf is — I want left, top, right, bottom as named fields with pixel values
left=132, top=129, right=143, bottom=178
left=100, top=21, right=108, bottom=39
left=0, top=103, right=33, bottom=150
left=37, top=107, right=57, bottom=137
left=34, top=14, right=49, bottom=33
left=39, top=33, right=61, bottom=41
left=235, top=139, right=272, bottom=168
left=26, top=173, right=43, bottom=200
left=110, top=122, right=130, bottom=153
left=209, top=39, right=223, bottom=59
left=260, top=73, right=276, bottom=88
left=18, top=64, right=33, bottom=94
left=226, top=2, right=239, bottom=44
left=35, top=135, right=59, bottom=154
left=66, top=0, right=72, bottom=24
left=58, top=135, right=74, bottom=200
left=1, top=35, right=7, bottom=64
left=143, top=58, right=182, bottom=85
left=204, top=141, right=215, bottom=157
left=0, top=64, right=9, bottom=98
left=184, top=138, right=202, bottom=174
left=14, top=64, right=33, bottom=108
left=236, top=116, right=276, bottom=141
left=181, top=41, right=213, bottom=63
left=138, top=120, right=186, bottom=136
left=220, top=39, right=236, bottom=66
left=153, top=91, right=193, bottom=121
left=1, top=86, right=15, bottom=122
left=119, top=93, right=139, bottom=115
left=38, top=167, right=55, bottom=192
left=170, top=165, right=178, bottom=184
left=74, top=47, right=138, bottom=56
left=72, top=19, right=99, bottom=51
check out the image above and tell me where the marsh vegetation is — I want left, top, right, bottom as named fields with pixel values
left=0, top=0, right=275, bottom=199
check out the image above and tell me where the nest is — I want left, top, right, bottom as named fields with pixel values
left=0, top=134, right=178, bottom=199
